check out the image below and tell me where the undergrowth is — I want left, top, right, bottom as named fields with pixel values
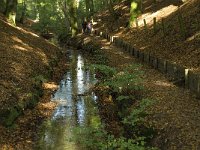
left=71, top=63, right=157, bottom=150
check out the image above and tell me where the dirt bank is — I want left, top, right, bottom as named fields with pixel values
left=93, top=0, right=200, bottom=71
left=0, top=13, right=69, bottom=149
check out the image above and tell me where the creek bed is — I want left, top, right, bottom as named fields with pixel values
left=35, top=48, right=100, bottom=150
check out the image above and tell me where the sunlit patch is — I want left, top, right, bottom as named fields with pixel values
left=122, top=6, right=128, bottom=10
left=187, top=31, right=200, bottom=41
left=39, top=101, right=57, bottom=110
left=43, top=82, right=58, bottom=90
left=11, top=36, right=23, bottom=43
left=92, top=21, right=98, bottom=25
left=140, top=45, right=149, bottom=50
left=83, top=37, right=92, bottom=44
left=13, top=45, right=27, bottom=51
left=154, top=81, right=173, bottom=87
left=1, top=145, right=14, bottom=150
left=16, top=26, right=39, bottom=37
left=136, top=5, right=178, bottom=27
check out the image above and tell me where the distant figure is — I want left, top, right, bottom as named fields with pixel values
left=82, top=20, right=87, bottom=33
left=86, top=21, right=92, bottom=34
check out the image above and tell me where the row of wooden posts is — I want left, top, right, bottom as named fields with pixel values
left=94, top=30, right=200, bottom=99
left=135, top=10, right=188, bottom=39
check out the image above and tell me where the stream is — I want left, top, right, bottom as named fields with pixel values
left=34, top=48, right=100, bottom=150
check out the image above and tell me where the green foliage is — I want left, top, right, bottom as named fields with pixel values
left=3, top=107, right=20, bottom=126
left=122, top=98, right=156, bottom=143
left=31, top=75, right=47, bottom=97
left=32, top=75, right=47, bottom=85
left=89, top=64, right=117, bottom=80
left=129, top=0, right=142, bottom=27
left=116, top=95, right=133, bottom=102
left=123, top=99, right=153, bottom=126
left=85, top=63, right=156, bottom=149
left=72, top=124, right=155, bottom=150
left=102, top=64, right=144, bottom=93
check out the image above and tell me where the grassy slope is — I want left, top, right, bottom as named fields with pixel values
left=94, top=0, right=200, bottom=70
left=0, top=13, right=62, bottom=126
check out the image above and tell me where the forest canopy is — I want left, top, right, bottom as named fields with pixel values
left=0, top=0, right=140, bottom=37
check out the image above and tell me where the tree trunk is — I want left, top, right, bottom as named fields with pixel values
left=108, top=0, right=117, bottom=20
left=4, top=0, right=18, bottom=25
left=85, top=0, right=94, bottom=18
left=19, top=0, right=26, bottom=24
left=68, top=0, right=78, bottom=37
left=90, top=0, right=94, bottom=16
left=61, top=0, right=71, bottom=32
left=85, top=0, right=90, bottom=17
left=129, top=0, right=141, bottom=27
left=0, top=0, right=6, bottom=13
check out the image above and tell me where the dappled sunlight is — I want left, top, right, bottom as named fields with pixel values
left=115, top=30, right=125, bottom=37
left=13, top=45, right=28, bottom=51
left=11, top=62, right=28, bottom=79
left=38, top=101, right=57, bottom=114
left=11, top=36, right=23, bottom=43
left=83, top=36, right=92, bottom=44
left=35, top=49, right=49, bottom=65
left=121, top=5, right=129, bottom=10
left=101, top=46, right=110, bottom=50
left=136, top=5, right=178, bottom=27
left=187, top=31, right=200, bottom=42
left=43, top=82, right=58, bottom=90
left=154, top=80, right=174, bottom=87
left=140, top=45, right=150, bottom=50
left=11, top=36, right=35, bottom=52
left=16, top=26, right=40, bottom=37
left=1, top=145, right=15, bottom=150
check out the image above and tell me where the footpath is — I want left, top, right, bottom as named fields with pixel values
left=89, top=33, right=200, bottom=150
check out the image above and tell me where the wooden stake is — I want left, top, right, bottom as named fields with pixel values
left=161, top=18, right=165, bottom=37
left=135, top=18, right=139, bottom=28
left=140, top=0, right=143, bottom=13
left=143, top=19, right=147, bottom=31
left=153, top=17, right=157, bottom=34
left=178, top=11, right=186, bottom=39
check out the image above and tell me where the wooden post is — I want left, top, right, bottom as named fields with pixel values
left=143, top=19, right=147, bottom=31
left=153, top=0, right=157, bottom=10
left=135, top=18, right=139, bottom=28
left=178, top=10, right=186, bottom=39
left=140, top=0, right=143, bottom=13
left=153, top=17, right=157, bottom=34
left=197, top=18, right=200, bottom=28
left=161, top=18, right=165, bottom=37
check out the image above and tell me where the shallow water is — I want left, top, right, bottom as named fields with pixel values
left=35, top=49, right=100, bottom=150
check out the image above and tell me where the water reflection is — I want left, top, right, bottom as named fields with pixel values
left=35, top=49, right=99, bottom=150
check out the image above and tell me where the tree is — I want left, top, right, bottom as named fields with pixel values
left=85, top=0, right=94, bottom=18
left=58, top=0, right=71, bottom=32
left=4, top=0, right=18, bottom=25
left=129, top=0, right=141, bottom=27
left=67, top=0, right=78, bottom=37
left=0, top=0, right=6, bottom=13
left=107, top=0, right=118, bottom=19
left=19, top=0, right=27, bottom=24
